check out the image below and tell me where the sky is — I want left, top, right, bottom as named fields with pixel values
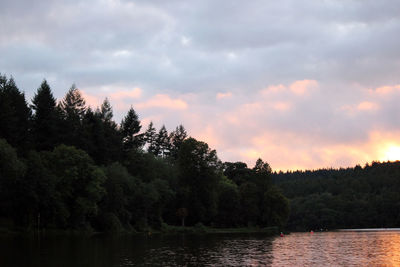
left=1, top=0, right=400, bottom=171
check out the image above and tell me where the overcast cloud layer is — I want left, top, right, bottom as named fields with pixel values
left=1, top=0, right=400, bottom=170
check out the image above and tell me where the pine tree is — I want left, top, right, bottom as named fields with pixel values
left=98, top=99, right=122, bottom=163
left=59, top=84, right=87, bottom=147
left=31, top=80, right=60, bottom=151
left=120, top=107, right=143, bottom=151
left=144, top=121, right=157, bottom=155
left=0, top=75, right=31, bottom=153
left=60, top=84, right=86, bottom=120
left=99, top=98, right=113, bottom=122
left=169, top=124, right=187, bottom=159
left=154, top=125, right=170, bottom=157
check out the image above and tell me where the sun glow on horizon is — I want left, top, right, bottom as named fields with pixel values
left=382, top=145, right=400, bottom=162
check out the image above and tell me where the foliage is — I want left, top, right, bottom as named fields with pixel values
left=274, top=162, right=400, bottom=230
left=120, top=107, right=143, bottom=151
left=0, top=74, right=31, bottom=154
left=0, top=75, right=292, bottom=232
left=31, top=80, right=61, bottom=151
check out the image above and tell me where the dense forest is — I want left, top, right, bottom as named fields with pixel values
left=0, top=74, right=289, bottom=232
left=2, top=73, right=400, bottom=233
left=274, top=162, right=400, bottom=231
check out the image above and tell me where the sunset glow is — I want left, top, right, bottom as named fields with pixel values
left=2, top=0, right=400, bottom=171
left=382, top=145, right=400, bottom=162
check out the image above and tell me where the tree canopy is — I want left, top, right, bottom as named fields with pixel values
left=0, top=74, right=294, bottom=232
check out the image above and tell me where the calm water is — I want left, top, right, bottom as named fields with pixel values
left=1, top=231, right=400, bottom=266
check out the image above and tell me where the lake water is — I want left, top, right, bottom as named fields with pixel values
left=1, top=230, right=400, bottom=266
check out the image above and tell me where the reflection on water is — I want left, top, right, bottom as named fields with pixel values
left=272, top=231, right=400, bottom=266
left=1, top=231, right=400, bottom=266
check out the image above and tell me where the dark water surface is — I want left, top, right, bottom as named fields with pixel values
left=1, top=231, right=400, bottom=266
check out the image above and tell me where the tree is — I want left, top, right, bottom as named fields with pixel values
left=0, top=75, right=31, bottom=154
left=95, top=162, right=138, bottom=231
left=99, top=98, right=113, bottom=122
left=81, top=108, right=106, bottom=164
left=261, top=187, right=290, bottom=227
left=150, top=178, right=175, bottom=226
left=0, top=139, right=25, bottom=220
left=120, top=107, right=143, bottom=151
left=223, top=161, right=253, bottom=185
left=31, top=80, right=61, bottom=151
left=177, top=138, right=222, bottom=224
left=154, top=125, right=170, bottom=157
left=169, top=125, right=187, bottom=159
left=43, top=145, right=106, bottom=228
left=59, top=84, right=86, bottom=120
left=59, top=84, right=87, bottom=147
left=239, top=182, right=260, bottom=226
left=98, top=99, right=122, bottom=163
left=216, top=177, right=240, bottom=227
left=144, top=122, right=157, bottom=155
left=252, top=158, right=272, bottom=191
left=15, top=151, right=58, bottom=228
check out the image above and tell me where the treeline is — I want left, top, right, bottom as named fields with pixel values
left=274, top=162, right=400, bottom=231
left=0, top=74, right=289, bottom=231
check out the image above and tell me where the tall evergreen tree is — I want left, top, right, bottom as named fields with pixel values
left=144, top=121, right=157, bottom=155
left=169, top=124, right=187, bottom=159
left=0, top=75, right=31, bottom=154
left=81, top=108, right=106, bottom=164
left=59, top=84, right=86, bottom=120
left=59, top=84, right=87, bottom=147
left=99, top=98, right=113, bottom=122
left=31, top=80, right=61, bottom=151
left=83, top=99, right=122, bottom=164
left=98, top=98, right=122, bottom=163
left=120, top=107, right=143, bottom=151
left=154, top=125, right=170, bottom=157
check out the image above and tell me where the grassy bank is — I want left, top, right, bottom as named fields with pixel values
left=0, top=222, right=280, bottom=237
left=156, top=224, right=279, bottom=235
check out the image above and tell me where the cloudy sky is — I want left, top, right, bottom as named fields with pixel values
left=2, top=0, right=400, bottom=171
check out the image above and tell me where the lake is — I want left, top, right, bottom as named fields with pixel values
left=1, top=230, right=400, bottom=266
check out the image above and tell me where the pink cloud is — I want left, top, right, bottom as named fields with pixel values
left=357, top=101, right=379, bottom=111
left=81, top=90, right=103, bottom=108
left=340, top=101, right=379, bottom=116
left=373, top=85, right=400, bottom=95
left=259, top=80, right=318, bottom=97
left=289, top=79, right=318, bottom=95
left=272, top=101, right=291, bottom=111
left=216, top=92, right=233, bottom=100
left=81, top=80, right=400, bottom=171
left=194, top=125, right=221, bottom=149
left=110, top=87, right=142, bottom=99
left=260, top=84, right=286, bottom=95
left=136, top=94, right=188, bottom=110
left=80, top=86, right=142, bottom=112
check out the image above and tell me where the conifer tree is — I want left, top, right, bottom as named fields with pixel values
left=144, top=121, right=157, bottom=155
left=0, top=75, right=31, bottom=153
left=154, top=125, right=170, bottom=157
left=98, top=98, right=122, bottom=163
left=59, top=84, right=87, bottom=147
left=99, top=98, right=113, bottom=122
left=120, top=107, right=143, bottom=151
left=169, top=124, right=187, bottom=159
left=60, top=84, right=86, bottom=120
left=31, top=80, right=60, bottom=151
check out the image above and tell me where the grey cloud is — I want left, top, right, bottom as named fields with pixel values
left=2, top=0, right=400, bottom=168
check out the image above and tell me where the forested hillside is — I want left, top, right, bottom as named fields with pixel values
left=0, top=74, right=289, bottom=231
left=274, top=162, right=400, bottom=231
